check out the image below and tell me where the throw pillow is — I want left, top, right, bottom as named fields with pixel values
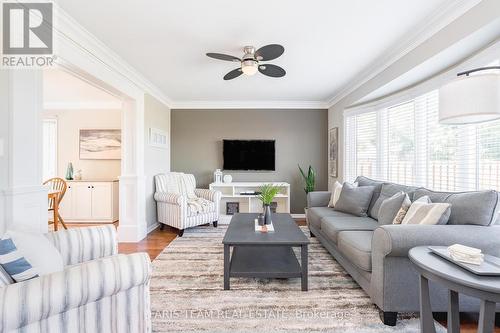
left=179, top=174, right=197, bottom=199
left=328, top=181, right=342, bottom=208
left=334, top=182, right=375, bottom=217
left=0, top=236, right=38, bottom=282
left=0, top=230, right=64, bottom=282
left=377, top=192, right=406, bottom=225
left=328, top=181, right=358, bottom=208
left=392, top=194, right=412, bottom=224
left=401, top=196, right=452, bottom=225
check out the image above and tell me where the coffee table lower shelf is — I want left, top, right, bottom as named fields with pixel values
left=224, top=245, right=308, bottom=291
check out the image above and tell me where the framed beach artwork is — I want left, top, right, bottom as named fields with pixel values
left=328, top=127, right=338, bottom=178
left=79, top=129, right=121, bottom=160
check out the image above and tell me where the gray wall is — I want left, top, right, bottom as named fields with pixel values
left=144, top=94, right=171, bottom=229
left=171, top=109, right=328, bottom=213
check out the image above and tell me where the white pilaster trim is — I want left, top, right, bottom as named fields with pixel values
left=1, top=185, right=48, bottom=234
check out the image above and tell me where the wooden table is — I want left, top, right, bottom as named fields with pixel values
left=48, top=190, right=61, bottom=231
left=409, top=246, right=500, bottom=333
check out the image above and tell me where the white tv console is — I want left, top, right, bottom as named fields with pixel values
left=209, top=182, right=290, bottom=224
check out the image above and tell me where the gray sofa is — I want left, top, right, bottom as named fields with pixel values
left=307, top=176, right=500, bottom=326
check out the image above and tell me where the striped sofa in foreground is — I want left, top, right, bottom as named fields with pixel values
left=0, top=225, right=152, bottom=333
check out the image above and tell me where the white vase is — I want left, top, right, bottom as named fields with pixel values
left=223, top=174, right=232, bottom=183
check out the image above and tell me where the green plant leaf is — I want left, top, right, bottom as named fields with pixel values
left=298, top=164, right=316, bottom=193
left=258, top=184, right=281, bottom=205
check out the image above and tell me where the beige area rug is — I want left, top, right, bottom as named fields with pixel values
left=151, top=225, right=445, bottom=333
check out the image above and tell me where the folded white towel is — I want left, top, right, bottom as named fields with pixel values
left=448, top=244, right=484, bottom=265
left=448, top=244, right=482, bottom=256
left=449, top=252, right=484, bottom=265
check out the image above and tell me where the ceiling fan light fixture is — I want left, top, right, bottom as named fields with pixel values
left=241, top=59, right=258, bottom=76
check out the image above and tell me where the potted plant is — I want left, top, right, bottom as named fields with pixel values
left=258, top=184, right=281, bottom=225
left=298, top=165, right=316, bottom=218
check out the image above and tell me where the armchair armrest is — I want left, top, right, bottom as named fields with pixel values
left=154, top=192, right=186, bottom=205
left=372, top=224, right=500, bottom=258
left=307, top=191, right=331, bottom=208
left=45, top=225, right=118, bottom=266
left=194, top=188, right=221, bottom=202
left=0, top=253, right=151, bottom=332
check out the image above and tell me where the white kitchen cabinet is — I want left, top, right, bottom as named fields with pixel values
left=59, top=180, right=119, bottom=223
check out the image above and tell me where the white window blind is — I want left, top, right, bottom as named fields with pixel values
left=42, top=119, right=57, bottom=181
left=345, top=89, right=500, bottom=191
left=385, top=101, right=416, bottom=185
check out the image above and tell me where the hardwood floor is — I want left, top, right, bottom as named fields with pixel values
left=62, top=220, right=499, bottom=332
left=118, top=225, right=177, bottom=259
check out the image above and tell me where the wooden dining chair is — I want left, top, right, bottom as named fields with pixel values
left=43, top=177, right=68, bottom=230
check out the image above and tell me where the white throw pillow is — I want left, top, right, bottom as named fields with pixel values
left=5, top=230, right=64, bottom=276
left=328, top=181, right=342, bottom=207
left=401, top=196, right=451, bottom=225
left=328, top=181, right=358, bottom=208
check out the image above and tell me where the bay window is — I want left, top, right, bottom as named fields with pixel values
left=344, top=89, right=500, bottom=191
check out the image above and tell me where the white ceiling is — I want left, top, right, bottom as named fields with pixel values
left=55, top=0, right=467, bottom=107
left=43, top=68, right=122, bottom=109
left=357, top=17, right=500, bottom=104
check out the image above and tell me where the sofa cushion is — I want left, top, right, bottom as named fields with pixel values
left=378, top=192, right=407, bottom=225
left=413, top=188, right=499, bottom=226
left=328, top=181, right=344, bottom=208
left=401, top=196, right=451, bottom=225
left=321, top=216, right=379, bottom=244
left=355, top=176, right=386, bottom=218
left=307, top=207, right=354, bottom=230
left=155, top=172, right=183, bottom=193
left=370, top=183, right=418, bottom=219
left=338, top=231, right=373, bottom=271
left=334, top=183, right=375, bottom=217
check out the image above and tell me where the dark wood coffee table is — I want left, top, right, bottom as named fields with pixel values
left=222, top=213, right=310, bottom=291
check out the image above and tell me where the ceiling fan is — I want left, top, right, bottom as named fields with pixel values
left=206, top=44, right=286, bottom=80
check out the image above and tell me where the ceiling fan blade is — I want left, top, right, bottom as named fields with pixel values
left=255, top=44, right=284, bottom=61
left=206, top=53, right=241, bottom=62
left=223, top=68, right=243, bottom=80
left=258, top=64, right=286, bottom=78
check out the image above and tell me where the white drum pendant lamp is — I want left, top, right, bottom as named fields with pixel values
left=439, top=67, right=500, bottom=124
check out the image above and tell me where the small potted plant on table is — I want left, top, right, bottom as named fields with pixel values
left=258, top=184, right=281, bottom=226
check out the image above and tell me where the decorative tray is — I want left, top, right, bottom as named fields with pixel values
left=428, top=246, right=500, bottom=276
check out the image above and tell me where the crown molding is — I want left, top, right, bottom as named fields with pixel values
left=325, top=0, right=481, bottom=109
left=52, top=1, right=479, bottom=111
left=170, top=100, right=328, bottom=110
left=53, top=4, right=173, bottom=107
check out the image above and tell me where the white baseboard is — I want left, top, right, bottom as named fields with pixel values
left=147, top=222, right=160, bottom=234
left=291, top=214, right=306, bottom=219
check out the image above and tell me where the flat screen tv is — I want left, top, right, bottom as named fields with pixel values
left=223, top=140, right=275, bottom=171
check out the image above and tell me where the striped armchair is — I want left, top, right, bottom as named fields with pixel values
left=0, top=225, right=151, bottom=333
left=154, top=173, right=221, bottom=236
